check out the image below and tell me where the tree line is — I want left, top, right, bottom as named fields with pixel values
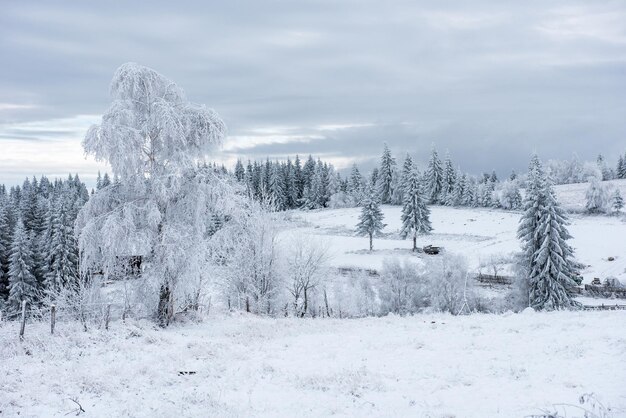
left=0, top=175, right=90, bottom=312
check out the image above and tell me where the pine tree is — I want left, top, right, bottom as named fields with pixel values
left=45, top=194, right=79, bottom=293
left=269, top=162, right=286, bottom=210
left=294, top=155, right=304, bottom=201
left=356, top=192, right=385, bottom=251
left=596, top=154, right=610, bottom=181
left=349, top=164, right=363, bottom=194
left=7, top=218, right=39, bottom=311
left=400, top=154, right=413, bottom=200
left=441, top=153, right=456, bottom=205
left=370, top=168, right=379, bottom=189
left=400, top=169, right=432, bottom=251
left=302, top=155, right=316, bottom=192
left=612, top=189, right=624, bottom=213
left=234, top=159, right=245, bottom=182
left=0, top=197, right=11, bottom=300
left=617, top=153, right=626, bottom=179
left=518, top=155, right=579, bottom=311
left=425, top=146, right=443, bottom=203
left=376, top=143, right=396, bottom=204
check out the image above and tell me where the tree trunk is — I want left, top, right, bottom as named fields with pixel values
left=157, top=284, right=173, bottom=327
left=369, top=233, right=373, bottom=251
left=301, top=288, right=308, bottom=318
left=323, top=289, right=331, bottom=317
left=412, top=234, right=417, bottom=252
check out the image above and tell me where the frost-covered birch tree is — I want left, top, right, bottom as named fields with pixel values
left=76, top=63, right=227, bottom=326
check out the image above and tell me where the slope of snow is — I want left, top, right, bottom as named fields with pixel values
left=285, top=205, right=626, bottom=285
left=554, top=178, right=626, bottom=212
left=1, top=311, right=624, bottom=417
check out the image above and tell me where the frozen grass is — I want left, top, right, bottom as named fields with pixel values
left=1, top=310, right=625, bottom=417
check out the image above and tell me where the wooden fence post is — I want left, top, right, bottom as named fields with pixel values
left=50, top=305, right=56, bottom=335
left=104, top=304, right=111, bottom=331
left=19, top=300, right=26, bottom=340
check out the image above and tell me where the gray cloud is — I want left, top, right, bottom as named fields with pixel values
left=1, top=0, right=625, bottom=185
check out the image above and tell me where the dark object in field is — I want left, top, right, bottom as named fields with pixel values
left=476, top=273, right=513, bottom=285
left=591, top=277, right=602, bottom=286
left=423, top=245, right=440, bottom=255
left=178, top=371, right=197, bottom=376
left=583, top=304, right=626, bottom=311
left=608, top=256, right=615, bottom=261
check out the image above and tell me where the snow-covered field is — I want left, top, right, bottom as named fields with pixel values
left=1, top=311, right=625, bottom=417
left=284, top=202, right=626, bottom=286
left=2, top=181, right=625, bottom=418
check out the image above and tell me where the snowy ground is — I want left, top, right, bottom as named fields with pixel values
left=1, top=311, right=625, bottom=417
left=284, top=203, right=626, bottom=286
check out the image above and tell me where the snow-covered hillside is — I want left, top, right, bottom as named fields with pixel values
left=554, top=178, right=626, bottom=212
left=285, top=204, right=626, bottom=285
left=1, top=311, right=625, bottom=417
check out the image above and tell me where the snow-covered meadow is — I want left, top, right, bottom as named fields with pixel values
left=2, top=310, right=625, bottom=417
left=284, top=197, right=626, bottom=287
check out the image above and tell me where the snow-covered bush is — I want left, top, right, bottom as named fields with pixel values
left=424, top=254, right=475, bottom=315
left=328, top=191, right=358, bottom=209
left=585, top=177, right=609, bottom=214
left=328, top=272, right=377, bottom=318
left=377, top=258, right=428, bottom=315
left=496, top=180, right=522, bottom=210
left=210, top=208, right=285, bottom=315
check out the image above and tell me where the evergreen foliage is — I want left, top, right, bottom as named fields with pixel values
left=400, top=169, right=432, bottom=251
left=517, top=155, right=580, bottom=311
left=425, top=146, right=443, bottom=203
left=376, top=143, right=396, bottom=204
left=356, top=192, right=385, bottom=251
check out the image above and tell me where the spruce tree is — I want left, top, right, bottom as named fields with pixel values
left=349, top=164, right=363, bottom=193
left=7, top=218, right=39, bottom=311
left=441, top=152, right=456, bottom=204
left=234, top=159, right=245, bottom=182
left=400, top=169, right=432, bottom=251
left=293, top=155, right=304, bottom=202
left=400, top=154, right=413, bottom=200
left=376, top=143, right=396, bottom=204
left=45, top=194, right=79, bottom=293
left=618, top=154, right=626, bottom=179
left=0, top=198, right=11, bottom=300
left=269, top=163, right=286, bottom=210
left=356, top=192, right=385, bottom=251
left=425, top=146, right=443, bottom=203
left=518, top=155, right=579, bottom=310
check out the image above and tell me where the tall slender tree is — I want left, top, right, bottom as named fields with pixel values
left=376, top=143, right=396, bottom=204
left=425, top=145, right=443, bottom=203
left=356, top=192, right=385, bottom=251
left=518, top=155, right=580, bottom=310
left=7, top=218, right=39, bottom=310
left=400, top=169, right=432, bottom=251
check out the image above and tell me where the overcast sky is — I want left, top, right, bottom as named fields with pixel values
left=1, top=1, right=625, bottom=187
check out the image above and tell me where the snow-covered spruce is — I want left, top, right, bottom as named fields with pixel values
left=375, top=143, right=396, bottom=204
left=399, top=168, right=432, bottom=251
left=355, top=192, right=385, bottom=251
left=517, top=155, right=580, bottom=311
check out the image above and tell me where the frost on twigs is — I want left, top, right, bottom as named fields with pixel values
left=76, top=63, right=238, bottom=326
